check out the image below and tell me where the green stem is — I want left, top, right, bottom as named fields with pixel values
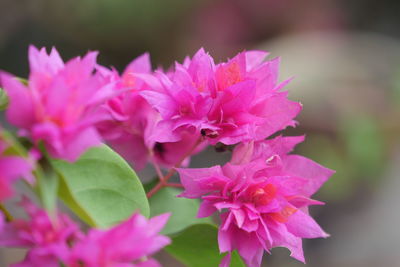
left=0, top=203, right=13, bottom=222
left=147, top=136, right=204, bottom=198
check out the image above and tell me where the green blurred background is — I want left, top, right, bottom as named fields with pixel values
left=1, top=0, right=400, bottom=266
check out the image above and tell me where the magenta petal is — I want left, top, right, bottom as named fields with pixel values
left=284, top=155, right=335, bottom=196
left=0, top=73, right=35, bottom=128
left=188, top=48, right=215, bottom=87
left=28, top=45, right=63, bottom=76
left=230, top=141, right=254, bottom=165
left=148, top=213, right=171, bottom=235
left=0, top=157, right=32, bottom=180
left=197, top=200, right=217, bottom=218
left=124, top=52, right=151, bottom=74
left=223, top=80, right=257, bottom=113
left=177, top=166, right=224, bottom=198
left=285, top=210, right=329, bottom=239
left=241, top=218, right=259, bottom=233
left=287, top=195, right=325, bottom=208
left=232, top=209, right=246, bottom=228
left=149, top=120, right=182, bottom=143
left=245, top=50, right=269, bottom=71
left=218, top=228, right=232, bottom=253
left=261, top=135, right=305, bottom=158
left=140, top=90, right=177, bottom=119
left=252, top=94, right=302, bottom=141
left=251, top=57, right=280, bottom=96
left=235, top=232, right=264, bottom=267
left=269, top=221, right=305, bottom=263
left=62, top=127, right=102, bottom=162
left=31, top=123, right=63, bottom=156
left=44, top=77, right=71, bottom=116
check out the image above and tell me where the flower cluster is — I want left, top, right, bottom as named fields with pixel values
left=0, top=45, right=333, bottom=267
left=177, top=136, right=333, bottom=266
left=140, top=49, right=301, bottom=145
left=96, top=53, right=206, bottom=170
left=68, top=213, right=170, bottom=267
left=0, top=198, right=83, bottom=267
left=0, top=199, right=170, bottom=267
left=1, top=46, right=114, bottom=162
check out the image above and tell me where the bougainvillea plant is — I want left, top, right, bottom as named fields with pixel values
left=0, top=46, right=334, bottom=267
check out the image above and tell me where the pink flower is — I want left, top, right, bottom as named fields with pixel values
left=0, top=46, right=115, bottom=161
left=0, top=198, right=82, bottom=267
left=177, top=136, right=334, bottom=267
left=0, top=137, right=34, bottom=201
left=141, top=49, right=301, bottom=146
left=97, top=54, right=205, bottom=170
left=68, top=213, right=170, bottom=267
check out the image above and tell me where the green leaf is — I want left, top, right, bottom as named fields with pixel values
left=36, top=163, right=59, bottom=213
left=165, top=224, right=246, bottom=267
left=0, top=87, right=9, bottom=111
left=148, top=186, right=214, bottom=235
left=50, top=145, right=149, bottom=228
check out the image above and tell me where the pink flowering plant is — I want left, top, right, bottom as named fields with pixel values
left=0, top=46, right=334, bottom=267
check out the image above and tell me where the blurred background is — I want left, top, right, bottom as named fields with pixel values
left=1, top=0, right=400, bottom=266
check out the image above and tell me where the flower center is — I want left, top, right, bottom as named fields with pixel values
left=250, top=183, right=277, bottom=206
left=122, top=72, right=136, bottom=88
left=270, top=206, right=298, bottom=223
left=216, top=61, right=242, bottom=91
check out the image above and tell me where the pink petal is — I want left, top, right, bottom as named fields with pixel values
left=235, top=231, right=264, bottom=267
left=284, top=155, right=335, bottom=197
left=285, top=210, right=329, bottom=239
left=140, top=90, right=177, bottom=119
left=230, top=141, right=254, bottom=165
left=62, top=127, right=103, bottom=162
left=124, top=52, right=151, bottom=74
left=245, top=50, right=269, bottom=71
left=251, top=94, right=302, bottom=141
left=0, top=73, right=35, bottom=128
left=197, top=200, right=217, bottom=218
left=148, top=213, right=171, bottom=235
left=268, top=220, right=305, bottom=263
left=177, top=166, right=225, bottom=198
left=218, top=228, right=232, bottom=253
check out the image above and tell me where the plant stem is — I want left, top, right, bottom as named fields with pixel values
left=146, top=181, right=165, bottom=198
left=165, top=183, right=184, bottom=188
left=0, top=203, right=13, bottom=222
left=147, top=136, right=204, bottom=198
left=150, top=157, right=165, bottom=182
left=163, top=136, right=204, bottom=183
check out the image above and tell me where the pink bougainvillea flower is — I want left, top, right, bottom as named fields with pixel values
left=0, top=198, right=82, bottom=267
left=177, top=136, right=334, bottom=267
left=0, top=45, right=116, bottom=161
left=0, top=137, right=34, bottom=201
left=68, top=213, right=170, bottom=267
left=96, top=54, right=205, bottom=170
left=140, top=48, right=301, bottom=146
